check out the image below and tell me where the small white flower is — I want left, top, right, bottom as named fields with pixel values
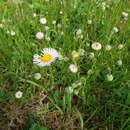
left=59, top=11, right=63, bottom=15
left=117, top=60, right=122, bottom=66
left=33, top=48, right=58, bottom=67
left=71, top=50, right=79, bottom=59
left=76, top=29, right=82, bottom=37
left=75, top=29, right=83, bottom=39
left=118, top=44, right=124, bottom=50
left=36, top=32, right=44, bottom=40
left=89, top=52, right=95, bottom=59
left=91, top=42, right=102, bottom=51
left=33, top=13, right=37, bottom=17
left=69, top=64, right=78, bottom=73
left=122, top=12, right=128, bottom=18
left=40, top=17, right=47, bottom=25
left=105, top=44, right=112, bottom=51
left=87, top=19, right=92, bottom=25
left=15, top=91, right=23, bottom=99
left=112, top=27, right=119, bottom=33
left=106, top=74, right=113, bottom=81
left=34, top=73, right=41, bottom=80
left=10, top=31, right=16, bottom=36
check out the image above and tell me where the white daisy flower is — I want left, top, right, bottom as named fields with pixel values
left=118, top=44, right=124, bottom=50
left=122, top=12, right=128, bottom=18
left=106, top=74, right=113, bottom=81
left=87, top=19, right=92, bottom=25
left=33, top=48, right=58, bottom=67
left=59, top=11, right=63, bottom=15
left=69, top=64, right=78, bottom=73
left=34, top=73, right=41, bottom=80
left=40, top=17, right=47, bottom=25
left=15, top=91, right=23, bottom=99
left=117, top=60, right=122, bottom=66
left=36, top=32, right=44, bottom=40
left=10, top=31, right=16, bottom=36
left=112, top=27, right=119, bottom=33
left=91, top=42, right=102, bottom=51
left=105, top=44, right=112, bottom=51
left=76, top=29, right=82, bottom=37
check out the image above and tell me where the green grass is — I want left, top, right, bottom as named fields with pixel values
left=0, top=0, right=130, bottom=130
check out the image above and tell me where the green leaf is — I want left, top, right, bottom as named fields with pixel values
left=29, top=123, right=48, bottom=130
left=0, top=90, right=9, bottom=102
left=63, top=93, right=72, bottom=112
left=126, top=93, right=130, bottom=105
left=23, top=117, right=48, bottom=130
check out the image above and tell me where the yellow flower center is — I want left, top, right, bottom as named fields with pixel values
left=40, top=53, right=53, bottom=62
